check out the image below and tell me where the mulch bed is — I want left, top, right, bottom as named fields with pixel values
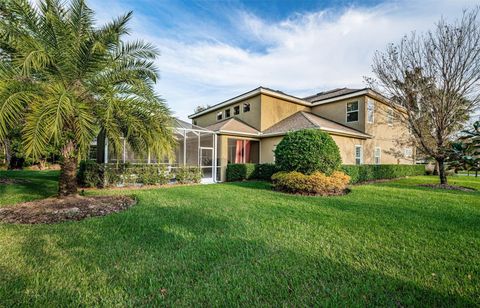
left=418, top=184, right=476, bottom=192
left=0, top=195, right=136, bottom=224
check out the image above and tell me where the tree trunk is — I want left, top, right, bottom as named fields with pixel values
left=437, top=158, right=447, bottom=185
left=58, top=141, right=78, bottom=197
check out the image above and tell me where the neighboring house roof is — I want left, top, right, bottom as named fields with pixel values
left=188, top=86, right=310, bottom=119
left=204, top=118, right=261, bottom=137
left=262, top=111, right=371, bottom=139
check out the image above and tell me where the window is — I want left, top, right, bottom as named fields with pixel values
left=367, top=100, right=375, bottom=123
left=243, top=102, right=251, bottom=113
left=224, top=108, right=231, bottom=118
left=387, top=108, right=394, bottom=126
left=193, top=120, right=197, bottom=125
left=227, top=139, right=259, bottom=164
left=374, top=147, right=381, bottom=164
left=404, top=148, right=413, bottom=158
left=216, top=111, right=223, bottom=121
left=355, top=145, right=363, bottom=165
left=347, top=101, right=359, bottom=123
left=233, top=105, right=240, bottom=115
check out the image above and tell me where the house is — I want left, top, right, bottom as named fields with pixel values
left=189, top=87, right=415, bottom=182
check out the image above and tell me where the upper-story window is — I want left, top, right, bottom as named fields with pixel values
left=367, top=100, right=375, bottom=124
left=216, top=111, right=223, bottom=121
left=404, top=148, right=413, bottom=158
left=224, top=108, right=231, bottom=118
left=193, top=120, right=197, bottom=125
left=233, top=105, right=240, bottom=115
left=347, top=101, right=359, bottom=123
left=387, top=107, right=394, bottom=126
left=243, top=102, right=251, bottom=113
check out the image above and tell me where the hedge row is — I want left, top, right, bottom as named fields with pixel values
left=227, top=163, right=425, bottom=183
left=77, top=161, right=202, bottom=187
left=341, top=164, right=425, bottom=184
left=226, top=163, right=278, bottom=182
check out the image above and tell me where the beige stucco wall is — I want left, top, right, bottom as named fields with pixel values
left=260, top=136, right=283, bottom=163
left=311, top=95, right=366, bottom=132
left=363, top=96, right=415, bottom=164
left=193, top=95, right=262, bottom=130
left=260, top=94, right=311, bottom=131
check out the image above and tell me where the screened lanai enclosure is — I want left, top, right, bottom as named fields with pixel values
left=89, top=119, right=217, bottom=183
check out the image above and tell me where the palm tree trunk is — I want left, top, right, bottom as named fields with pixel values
left=58, top=142, right=78, bottom=196
left=437, top=158, right=447, bottom=185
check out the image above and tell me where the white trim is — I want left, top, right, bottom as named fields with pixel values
left=261, top=128, right=370, bottom=139
left=217, top=129, right=261, bottom=137
left=355, top=145, right=363, bottom=165
left=374, top=147, right=381, bottom=165
left=188, top=87, right=311, bottom=118
left=311, top=90, right=369, bottom=106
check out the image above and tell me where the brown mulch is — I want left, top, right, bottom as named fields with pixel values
left=0, top=195, right=136, bottom=224
left=0, top=178, right=31, bottom=184
left=418, top=184, right=476, bottom=192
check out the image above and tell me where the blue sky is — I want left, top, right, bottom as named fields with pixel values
left=88, top=0, right=478, bottom=120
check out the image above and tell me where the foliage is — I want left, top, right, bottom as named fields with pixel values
left=175, top=166, right=202, bottom=184
left=341, top=164, right=425, bottom=184
left=77, top=161, right=201, bottom=187
left=0, top=0, right=175, bottom=195
left=271, top=171, right=350, bottom=195
left=274, top=129, right=341, bottom=175
left=368, top=8, right=480, bottom=184
left=226, top=163, right=278, bottom=181
left=226, top=163, right=256, bottom=181
left=253, top=163, right=278, bottom=180
left=1, top=170, right=480, bottom=306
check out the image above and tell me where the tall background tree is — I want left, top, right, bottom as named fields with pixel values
left=368, top=7, right=480, bottom=185
left=0, top=0, right=175, bottom=196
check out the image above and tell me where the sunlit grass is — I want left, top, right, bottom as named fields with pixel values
left=0, top=171, right=479, bottom=306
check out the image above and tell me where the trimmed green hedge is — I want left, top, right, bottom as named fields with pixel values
left=226, top=163, right=278, bottom=182
left=341, top=164, right=425, bottom=184
left=77, top=161, right=202, bottom=187
left=227, top=163, right=425, bottom=183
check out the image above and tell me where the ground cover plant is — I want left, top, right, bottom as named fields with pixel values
left=0, top=170, right=479, bottom=306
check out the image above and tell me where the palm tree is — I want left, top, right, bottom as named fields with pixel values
left=0, top=0, right=175, bottom=196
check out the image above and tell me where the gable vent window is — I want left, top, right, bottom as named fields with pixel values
left=347, top=101, right=359, bottom=123
left=233, top=105, right=240, bottom=115
left=216, top=111, right=223, bottom=121
left=243, top=102, right=251, bottom=113
left=367, top=100, right=375, bottom=124
left=225, top=108, right=231, bottom=118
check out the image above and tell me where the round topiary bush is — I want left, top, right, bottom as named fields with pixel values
left=274, top=129, right=342, bottom=175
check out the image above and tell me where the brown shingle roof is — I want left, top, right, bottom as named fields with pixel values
left=303, top=88, right=365, bottom=103
left=262, top=111, right=371, bottom=138
left=204, top=118, right=260, bottom=135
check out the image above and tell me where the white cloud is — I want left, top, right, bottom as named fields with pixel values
left=89, top=0, right=478, bottom=120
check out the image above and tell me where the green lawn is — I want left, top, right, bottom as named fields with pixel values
left=0, top=171, right=479, bottom=306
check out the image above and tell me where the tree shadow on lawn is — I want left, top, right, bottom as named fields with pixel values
left=2, top=202, right=477, bottom=306
left=0, top=171, right=58, bottom=205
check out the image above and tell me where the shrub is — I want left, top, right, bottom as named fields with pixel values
left=175, top=166, right=202, bottom=184
left=226, top=163, right=256, bottom=181
left=271, top=171, right=350, bottom=196
left=274, top=129, right=341, bottom=175
left=77, top=160, right=103, bottom=187
left=254, top=163, right=278, bottom=180
left=341, top=164, right=425, bottom=184
left=77, top=161, right=204, bottom=187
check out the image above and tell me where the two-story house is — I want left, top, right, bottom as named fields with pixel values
left=189, top=86, right=415, bottom=182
